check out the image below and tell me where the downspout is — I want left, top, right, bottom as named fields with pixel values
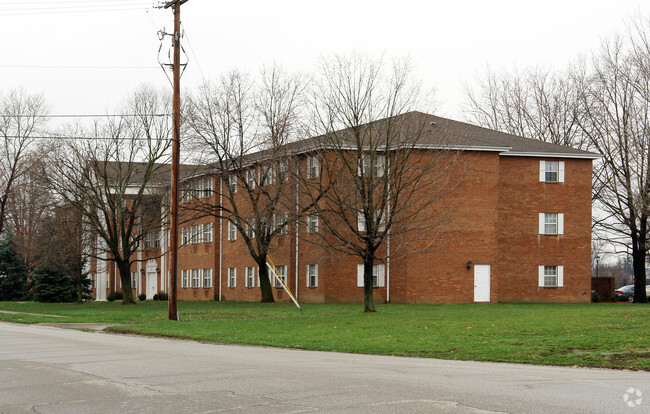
left=218, top=178, right=223, bottom=301
left=386, top=162, right=391, bottom=303
left=295, top=176, right=300, bottom=299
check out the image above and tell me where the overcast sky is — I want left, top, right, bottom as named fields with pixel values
left=2, top=0, right=650, bottom=120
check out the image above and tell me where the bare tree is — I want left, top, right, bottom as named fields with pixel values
left=578, top=32, right=650, bottom=303
left=186, top=67, right=310, bottom=302
left=0, top=89, right=48, bottom=236
left=464, top=65, right=588, bottom=149
left=304, top=54, right=459, bottom=312
left=48, top=86, right=172, bottom=304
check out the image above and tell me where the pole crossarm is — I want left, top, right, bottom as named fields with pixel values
left=163, top=0, right=188, bottom=9
left=266, top=255, right=304, bottom=316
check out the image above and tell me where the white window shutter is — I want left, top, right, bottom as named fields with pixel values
left=538, top=266, right=545, bottom=287
left=357, top=264, right=364, bottom=287
left=557, top=266, right=564, bottom=287
left=306, top=265, right=310, bottom=287
left=558, top=161, right=565, bottom=183
left=539, top=160, right=546, bottom=182
left=377, top=264, right=385, bottom=287
left=314, top=264, right=318, bottom=286
left=558, top=213, right=564, bottom=235
left=539, top=213, right=545, bottom=234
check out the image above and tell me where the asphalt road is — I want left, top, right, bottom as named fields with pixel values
left=0, top=322, right=648, bottom=413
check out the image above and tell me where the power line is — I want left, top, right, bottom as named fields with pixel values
left=0, top=64, right=159, bottom=70
left=3, top=135, right=171, bottom=141
left=0, top=114, right=170, bottom=118
left=0, top=0, right=141, bottom=4
left=0, top=6, right=151, bottom=16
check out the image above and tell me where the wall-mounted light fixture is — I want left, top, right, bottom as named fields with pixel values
left=466, top=261, right=473, bottom=270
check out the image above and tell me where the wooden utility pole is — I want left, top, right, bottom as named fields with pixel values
left=164, top=0, right=188, bottom=321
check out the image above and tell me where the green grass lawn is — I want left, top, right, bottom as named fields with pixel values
left=0, top=301, right=648, bottom=370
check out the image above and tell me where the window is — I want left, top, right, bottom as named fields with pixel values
left=260, top=165, right=274, bottom=186
left=360, top=154, right=385, bottom=177
left=273, top=265, right=287, bottom=288
left=228, top=268, right=237, bottom=288
left=307, top=156, right=319, bottom=179
left=192, top=180, right=202, bottom=199
left=191, top=225, right=201, bottom=243
left=538, top=265, right=564, bottom=287
left=202, top=177, right=213, bottom=197
left=539, top=160, right=565, bottom=183
left=246, top=219, right=255, bottom=239
left=131, top=272, right=138, bottom=288
left=203, top=223, right=213, bottom=243
left=306, top=212, right=318, bottom=233
left=191, top=269, right=200, bottom=288
left=306, top=264, right=318, bottom=287
left=144, top=232, right=160, bottom=249
left=182, top=227, right=189, bottom=244
left=357, top=264, right=385, bottom=287
left=229, top=175, right=238, bottom=193
left=539, top=213, right=564, bottom=235
left=181, top=185, right=190, bottom=203
left=278, top=160, right=289, bottom=182
left=182, top=270, right=189, bottom=288
left=245, top=267, right=255, bottom=288
left=247, top=170, right=256, bottom=189
left=203, top=269, right=213, bottom=288
left=357, top=210, right=386, bottom=233
left=275, top=213, right=288, bottom=235
left=228, top=221, right=237, bottom=241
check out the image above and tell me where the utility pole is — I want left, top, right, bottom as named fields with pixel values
left=164, top=0, right=188, bottom=321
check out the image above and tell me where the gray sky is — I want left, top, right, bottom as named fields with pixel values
left=2, top=0, right=649, bottom=120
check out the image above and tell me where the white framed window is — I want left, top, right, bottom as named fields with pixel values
left=191, top=269, right=200, bottom=288
left=229, top=175, right=238, bottom=193
left=245, top=267, right=255, bottom=288
left=306, top=212, right=318, bottom=233
left=539, top=160, right=565, bottom=183
left=247, top=169, right=256, bottom=189
left=260, top=165, right=274, bottom=186
left=181, top=184, right=190, bottom=203
left=144, top=232, right=160, bottom=249
left=278, top=160, right=289, bottom=182
left=192, top=180, right=202, bottom=199
left=227, top=268, right=237, bottom=288
left=181, top=270, right=189, bottom=288
left=202, top=177, right=213, bottom=197
left=538, top=265, right=564, bottom=287
left=131, top=272, right=138, bottom=288
left=359, top=153, right=385, bottom=177
left=191, top=224, right=201, bottom=244
left=275, top=213, right=288, bottom=235
left=306, top=264, right=318, bottom=287
left=228, top=221, right=237, bottom=241
left=203, top=223, right=213, bottom=243
left=273, top=265, right=287, bottom=288
left=357, top=264, right=385, bottom=287
left=539, top=213, right=564, bottom=235
left=357, top=210, right=386, bottom=233
left=307, top=155, right=319, bottom=179
left=246, top=219, right=255, bottom=239
left=181, top=227, right=189, bottom=244
left=203, top=269, right=212, bottom=288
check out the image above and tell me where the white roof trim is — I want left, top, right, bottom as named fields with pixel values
left=500, top=151, right=601, bottom=160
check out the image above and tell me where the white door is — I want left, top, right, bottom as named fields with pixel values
left=474, top=264, right=491, bottom=302
left=95, top=273, right=107, bottom=301
left=146, top=272, right=158, bottom=300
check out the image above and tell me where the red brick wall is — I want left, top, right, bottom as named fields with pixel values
left=496, top=157, right=592, bottom=302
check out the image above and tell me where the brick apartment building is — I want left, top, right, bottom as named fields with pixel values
left=90, top=112, right=598, bottom=304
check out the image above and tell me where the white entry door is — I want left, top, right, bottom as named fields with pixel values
left=474, top=264, right=491, bottom=302
left=146, top=272, right=158, bottom=300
